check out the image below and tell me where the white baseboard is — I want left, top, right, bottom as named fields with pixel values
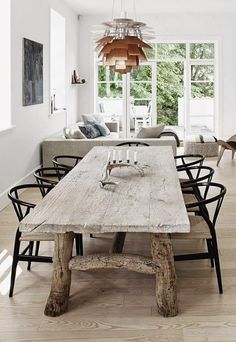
left=0, top=165, right=41, bottom=211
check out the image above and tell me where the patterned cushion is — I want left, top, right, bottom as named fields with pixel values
left=79, top=124, right=101, bottom=139
left=94, top=122, right=110, bottom=136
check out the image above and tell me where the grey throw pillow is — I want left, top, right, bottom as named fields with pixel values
left=136, top=124, right=165, bottom=138
left=79, top=124, right=101, bottom=139
left=94, top=122, right=110, bottom=136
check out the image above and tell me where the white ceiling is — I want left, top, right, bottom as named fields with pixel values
left=64, top=0, right=236, bottom=15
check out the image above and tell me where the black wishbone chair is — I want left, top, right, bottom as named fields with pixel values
left=172, top=182, right=226, bottom=293
left=8, top=184, right=54, bottom=297
left=110, top=141, right=150, bottom=253
left=34, top=167, right=83, bottom=255
left=116, top=142, right=150, bottom=147
left=179, top=165, right=215, bottom=213
left=175, top=154, right=205, bottom=183
left=52, top=155, right=83, bottom=173
left=34, top=167, right=67, bottom=195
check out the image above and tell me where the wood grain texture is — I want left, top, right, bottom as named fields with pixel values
left=44, top=232, right=74, bottom=317
left=69, top=253, right=157, bottom=274
left=151, top=233, right=178, bottom=317
left=19, top=146, right=190, bottom=235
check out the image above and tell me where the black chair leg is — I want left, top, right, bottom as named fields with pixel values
left=9, top=231, right=21, bottom=297
left=75, top=234, right=83, bottom=256
left=90, top=234, right=94, bottom=238
left=212, top=237, right=223, bottom=294
left=206, top=239, right=214, bottom=268
left=27, top=241, right=34, bottom=271
left=35, top=241, right=40, bottom=256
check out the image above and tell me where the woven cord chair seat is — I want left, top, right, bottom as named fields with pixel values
left=172, top=216, right=211, bottom=240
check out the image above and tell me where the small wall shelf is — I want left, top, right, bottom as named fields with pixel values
left=72, top=80, right=86, bottom=85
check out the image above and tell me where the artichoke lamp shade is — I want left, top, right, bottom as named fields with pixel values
left=94, top=6, right=154, bottom=74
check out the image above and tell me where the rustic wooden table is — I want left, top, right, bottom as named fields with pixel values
left=19, top=146, right=190, bottom=318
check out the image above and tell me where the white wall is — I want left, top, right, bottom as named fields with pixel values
left=0, top=0, right=11, bottom=131
left=0, top=0, right=79, bottom=209
left=77, top=13, right=236, bottom=139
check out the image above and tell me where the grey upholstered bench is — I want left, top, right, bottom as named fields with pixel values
left=184, top=135, right=219, bottom=157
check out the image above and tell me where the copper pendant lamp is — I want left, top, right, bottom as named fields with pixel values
left=95, top=1, right=153, bottom=74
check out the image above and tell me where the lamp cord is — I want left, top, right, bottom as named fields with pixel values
left=112, top=0, right=115, bottom=19
left=133, top=0, right=137, bottom=20
left=121, top=0, right=123, bottom=13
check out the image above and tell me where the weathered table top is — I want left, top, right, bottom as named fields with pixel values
left=20, top=146, right=190, bottom=235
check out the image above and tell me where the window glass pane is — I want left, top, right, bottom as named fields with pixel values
left=130, top=82, right=152, bottom=99
left=145, top=43, right=156, bottom=60
left=98, top=66, right=106, bottom=82
left=98, top=66, right=122, bottom=82
left=191, top=82, right=214, bottom=98
left=157, top=61, right=184, bottom=126
left=50, top=9, right=66, bottom=111
left=190, top=116, right=214, bottom=133
left=110, top=82, right=123, bottom=97
left=98, top=83, right=106, bottom=98
left=131, top=65, right=152, bottom=81
left=98, top=83, right=123, bottom=98
left=133, top=99, right=151, bottom=106
left=156, top=43, right=186, bottom=60
left=191, top=65, right=214, bottom=81
left=190, top=43, right=215, bottom=59
left=109, top=69, right=122, bottom=82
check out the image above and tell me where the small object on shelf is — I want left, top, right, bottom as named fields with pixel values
left=50, top=96, right=54, bottom=114
left=72, top=70, right=86, bottom=84
left=53, top=94, right=56, bottom=111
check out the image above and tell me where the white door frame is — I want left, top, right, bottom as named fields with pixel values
left=125, top=61, right=157, bottom=138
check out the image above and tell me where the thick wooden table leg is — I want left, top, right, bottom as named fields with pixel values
left=151, top=233, right=178, bottom=317
left=44, top=232, right=74, bottom=317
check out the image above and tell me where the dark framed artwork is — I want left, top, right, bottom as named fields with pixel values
left=23, top=38, right=43, bottom=106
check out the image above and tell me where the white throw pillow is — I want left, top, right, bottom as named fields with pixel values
left=63, top=127, right=71, bottom=139
left=63, top=126, right=87, bottom=139
left=82, top=113, right=104, bottom=124
left=136, top=125, right=165, bottom=139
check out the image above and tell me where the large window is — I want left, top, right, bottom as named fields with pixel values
left=50, top=9, right=66, bottom=114
left=95, top=41, right=217, bottom=138
left=0, top=0, right=11, bottom=131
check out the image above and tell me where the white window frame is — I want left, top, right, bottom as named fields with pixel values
left=185, top=41, right=218, bottom=136
left=49, top=8, right=67, bottom=116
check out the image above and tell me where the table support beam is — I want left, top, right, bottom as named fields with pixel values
left=69, top=253, right=157, bottom=275
left=151, top=233, right=178, bottom=317
left=44, top=232, right=74, bottom=317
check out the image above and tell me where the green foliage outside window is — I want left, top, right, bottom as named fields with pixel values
left=97, top=43, right=215, bottom=126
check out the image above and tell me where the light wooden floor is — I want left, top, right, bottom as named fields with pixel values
left=0, top=154, right=236, bottom=341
